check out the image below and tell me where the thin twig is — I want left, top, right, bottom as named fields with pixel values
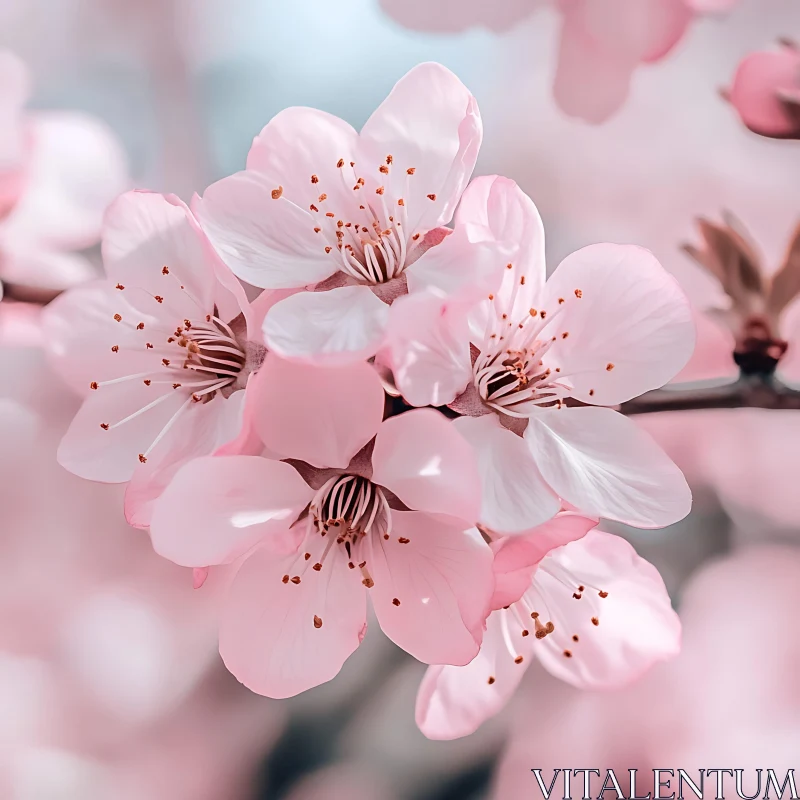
left=620, top=376, right=800, bottom=414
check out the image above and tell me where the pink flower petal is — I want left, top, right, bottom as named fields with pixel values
left=526, top=407, right=692, bottom=527
left=572, top=0, right=692, bottom=63
left=490, top=512, right=598, bottom=609
left=2, top=111, right=128, bottom=250
left=371, top=408, right=481, bottom=523
left=452, top=414, right=559, bottom=535
left=219, top=543, right=366, bottom=698
left=193, top=169, right=341, bottom=290
left=263, top=284, right=390, bottom=365
left=251, top=354, right=385, bottom=469
left=359, top=63, right=482, bottom=235
left=101, top=191, right=222, bottom=322
left=124, top=390, right=246, bottom=529
left=531, top=530, right=681, bottom=688
left=729, top=47, right=800, bottom=139
left=543, top=244, right=695, bottom=405
left=454, top=175, right=547, bottom=310
left=42, top=280, right=163, bottom=395
left=404, top=219, right=505, bottom=303
left=415, top=610, right=528, bottom=740
left=368, top=510, right=493, bottom=665
left=384, top=290, right=473, bottom=407
left=246, top=106, right=359, bottom=216
left=553, top=8, right=637, bottom=123
left=57, top=381, right=194, bottom=483
left=192, top=567, right=209, bottom=589
left=149, top=455, right=312, bottom=567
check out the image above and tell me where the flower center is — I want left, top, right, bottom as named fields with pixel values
left=484, top=559, right=610, bottom=684
left=271, top=155, right=428, bottom=286
left=309, top=474, right=392, bottom=545
left=92, top=298, right=250, bottom=465
left=473, top=299, right=571, bottom=418
left=299, top=474, right=392, bottom=589
left=169, top=315, right=248, bottom=400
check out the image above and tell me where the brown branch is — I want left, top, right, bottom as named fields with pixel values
left=620, top=377, right=800, bottom=414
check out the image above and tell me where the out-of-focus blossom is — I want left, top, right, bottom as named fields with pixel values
left=0, top=350, right=284, bottom=800
left=386, top=176, right=694, bottom=533
left=725, top=40, right=800, bottom=140
left=492, top=545, right=800, bottom=799
left=553, top=0, right=693, bottom=123
left=416, top=519, right=679, bottom=740
left=0, top=49, right=128, bottom=302
left=43, top=191, right=269, bottom=528
left=194, top=62, right=504, bottom=365
left=149, top=356, right=493, bottom=698
left=380, top=1, right=737, bottom=123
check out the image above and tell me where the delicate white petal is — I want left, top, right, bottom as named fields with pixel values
left=526, top=407, right=692, bottom=528
left=453, top=414, right=559, bottom=534
left=263, top=285, right=389, bottom=365
left=542, top=244, right=695, bottom=404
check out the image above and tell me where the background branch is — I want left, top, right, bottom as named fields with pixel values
left=620, top=376, right=800, bottom=414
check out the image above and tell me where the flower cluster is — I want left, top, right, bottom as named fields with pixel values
left=45, top=63, right=695, bottom=737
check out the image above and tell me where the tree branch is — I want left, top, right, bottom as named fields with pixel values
left=620, top=376, right=800, bottom=414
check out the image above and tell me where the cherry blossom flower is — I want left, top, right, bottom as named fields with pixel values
left=0, top=50, right=128, bottom=302
left=43, top=190, right=268, bottom=528
left=385, top=176, right=694, bottom=534
left=724, top=40, right=800, bottom=141
left=148, top=356, right=494, bottom=698
left=193, top=62, right=504, bottom=365
left=415, top=516, right=680, bottom=740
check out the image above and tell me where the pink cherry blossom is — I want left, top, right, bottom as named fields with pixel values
left=385, top=175, right=694, bottom=534
left=42, top=190, right=268, bottom=528
left=725, top=40, right=800, bottom=141
left=149, top=355, right=494, bottom=698
left=193, top=63, right=505, bottom=365
left=416, top=519, right=680, bottom=739
left=0, top=50, right=128, bottom=301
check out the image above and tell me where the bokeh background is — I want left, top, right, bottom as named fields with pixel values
left=2, top=0, right=800, bottom=797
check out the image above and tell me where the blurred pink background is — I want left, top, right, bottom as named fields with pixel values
left=1, top=0, right=799, bottom=797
